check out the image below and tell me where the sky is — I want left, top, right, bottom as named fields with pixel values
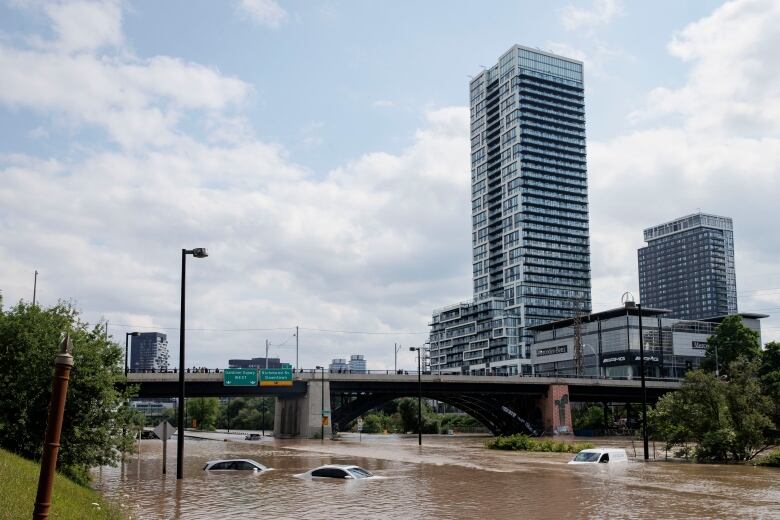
left=1, top=0, right=779, bottom=371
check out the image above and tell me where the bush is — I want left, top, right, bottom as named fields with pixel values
left=754, top=450, right=780, bottom=467
left=485, top=434, right=594, bottom=453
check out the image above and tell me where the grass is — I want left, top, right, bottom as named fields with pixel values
left=0, top=448, right=124, bottom=520
left=485, top=434, right=595, bottom=453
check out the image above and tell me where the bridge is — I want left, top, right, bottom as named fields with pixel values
left=127, top=371, right=681, bottom=438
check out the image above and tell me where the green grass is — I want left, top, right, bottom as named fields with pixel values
left=0, top=448, right=124, bottom=520
left=485, top=434, right=595, bottom=453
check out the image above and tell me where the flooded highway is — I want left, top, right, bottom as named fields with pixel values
left=94, top=434, right=780, bottom=520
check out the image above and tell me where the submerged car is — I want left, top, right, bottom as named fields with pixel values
left=568, top=448, right=628, bottom=465
left=296, top=464, right=374, bottom=479
left=203, top=459, right=270, bottom=472
left=245, top=433, right=262, bottom=440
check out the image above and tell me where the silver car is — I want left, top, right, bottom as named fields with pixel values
left=203, top=459, right=270, bottom=472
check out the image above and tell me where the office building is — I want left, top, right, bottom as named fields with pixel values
left=638, top=212, right=737, bottom=320
left=130, top=332, right=169, bottom=372
left=348, top=354, right=366, bottom=373
left=329, top=358, right=349, bottom=372
left=229, top=357, right=283, bottom=369
left=529, top=302, right=766, bottom=378
left=430, top=44, right=592, bottom=375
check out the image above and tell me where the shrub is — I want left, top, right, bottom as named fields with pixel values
left=485, top=434, right=594, bottom=453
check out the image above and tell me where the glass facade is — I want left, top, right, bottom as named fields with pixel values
left=130, top=332, right=169, bottom=371
left=430, top=45, right=592, bottom=375
left=638, top=212, right=737, bottom=320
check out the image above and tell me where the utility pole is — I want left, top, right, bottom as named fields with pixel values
left=265, top=339, right=269, bottom=369
left=572, top=298, right=584, bottom=376
left=638, top=303, right=649, bottom=460
left=295, top=326, right=299, bottom=370
left=33, top=270, right=38, bottom=306
left=394, top=343, right=402, bottom=373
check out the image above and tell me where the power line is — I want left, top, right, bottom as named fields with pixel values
left=107, top=323, right=428, bottom=335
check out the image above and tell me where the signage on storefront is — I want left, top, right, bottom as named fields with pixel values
left=537, top=345, right=568, bottom=357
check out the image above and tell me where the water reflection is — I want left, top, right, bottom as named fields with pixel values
left=95, top=434, right=780, bottom=520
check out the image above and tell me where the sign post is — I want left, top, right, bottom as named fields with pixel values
left=154, top=421, right=176, bottom=475
left=357, top=417, right=363, bottom=442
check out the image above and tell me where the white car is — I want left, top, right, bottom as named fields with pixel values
left=296, top=464, right=375, bottom=480
left=568, top=448, right=629, bottom=465
left=203, top=459, right=270, bottom=472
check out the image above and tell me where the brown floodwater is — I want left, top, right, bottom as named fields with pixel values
left=93, top=433, right=780, bottom=520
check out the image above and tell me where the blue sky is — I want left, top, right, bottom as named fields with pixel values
left=0, top=0, right=778, bottom=368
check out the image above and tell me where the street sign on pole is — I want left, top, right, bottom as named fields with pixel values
left=259, top=368, right=293, bottom=387
left=153, top=421, right=176, bottom=475
left=223, top=368, right=258, bottom=386
left=357, top=418, right=363, bottom=432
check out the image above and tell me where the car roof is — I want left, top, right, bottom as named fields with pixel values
left=206, top=459, right=264, bottom=465
left=577, top=448, right=627, bottom=454
left=311, top=464, right=363, bottom=471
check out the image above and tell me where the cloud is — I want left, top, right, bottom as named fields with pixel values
left=236, top=0, right=288, bottom=28
left=559, top=0, right=623, bottom=32
left=587, top=0, right=780, bottom=343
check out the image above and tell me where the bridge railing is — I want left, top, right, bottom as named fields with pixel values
left=126, top=367, right=683, bottom=382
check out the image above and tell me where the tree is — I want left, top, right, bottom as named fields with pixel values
left=759, top=342, right=780, bottom=439
left=700, top=315, right=761, bottom=376
left=650, top=360, right=774, bottom=462
left=187, top=398, right=219, bottom=430
left=0, top=302, right=139, bottom=484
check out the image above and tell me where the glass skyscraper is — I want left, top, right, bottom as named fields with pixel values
left=638, top=212, right=737, bottom=320
left=130, top=332, right=169, bottom=372
left=430, top=45, right=592, bottom=376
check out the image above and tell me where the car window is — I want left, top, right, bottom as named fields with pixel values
left=209, top=462, right=229, bottom=470
left=311, top=468, right=348, bottom=478
left=599, top=454, right=609, bottom=463
left=234, top=461, right=259, bottom=470
left=572, top=452, right=600, bottom=462
left=348, top=468, right=373, bottom=478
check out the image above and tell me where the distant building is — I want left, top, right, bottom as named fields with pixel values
left=529, top=302, right=766, bottom=378
left=348, top=354, right=366, bottom=373
left=638, top=212, right=737, bottom=320
left=329, top=358, right=348, bottom=372
left=130, top=332, right=169, bottom=372
left=229, top=357, right=283, bottom=369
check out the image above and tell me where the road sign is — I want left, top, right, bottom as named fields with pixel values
left=280, top=363, right=292, bottom=369
left=259, top=368, right=293, bottom=387
left=153, top=421, right=176, bottom=440
left=357, top=418, right=363, bottom=432
left=223, top=368, right=258, bottom=386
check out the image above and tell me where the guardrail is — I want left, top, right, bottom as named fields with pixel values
left=126, top=367, right=683, bottom=382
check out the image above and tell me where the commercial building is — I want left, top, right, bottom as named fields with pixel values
left=529, top=302, right=766, bottom=378
left=638, top=212, right=737, bottom=320
left=130, top=332, right=169, bottom=372
left=229, top=357, right=283, bottom=369
left=430, top=44, right=592, bottom=376
left=329, top=358, right=349, bottom=372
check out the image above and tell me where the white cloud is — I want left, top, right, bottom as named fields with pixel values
left=236, top=0, right=288, bottom=28
left=559, top=0, right=623, bottom=32
left=588, top=0, right=780, bottom=343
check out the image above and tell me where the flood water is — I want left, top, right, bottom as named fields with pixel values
left=95, top=433, right=780, bottom=519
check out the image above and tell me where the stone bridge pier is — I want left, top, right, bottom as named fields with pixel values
left=537, top=384, right=573, bottom=435
left=274, top=377, right=331, bottom=438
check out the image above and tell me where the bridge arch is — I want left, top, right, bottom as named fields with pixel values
left=331, top=391, right=541, bottom=436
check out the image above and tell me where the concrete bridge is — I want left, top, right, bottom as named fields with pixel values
left=127, top=371, right=681, bottom=438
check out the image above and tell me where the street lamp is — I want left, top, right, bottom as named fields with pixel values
left=582, top=343, right=600, bottom=379
left=177, top=247, right=208, bottom=481
left=315, top=366, right=325, bottom=442
left=409, top=346, right=422, bottom=446
left=124, top=332, right=141, bottom=376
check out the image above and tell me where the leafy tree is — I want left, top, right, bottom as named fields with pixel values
left=216, top=397, right=274, bottom=431
left=759, top=342, right=780, bottom=439
left=0, top=302, right=139, bottom=484
left=187, top=398, right=219, bottom=430
left=650, top=360, right=774, bottom=462
left=700, top=315, right=761, bottom=376
left=397, top=398, right=419, bottom=433
left=572, top=405, right=605, bottom=430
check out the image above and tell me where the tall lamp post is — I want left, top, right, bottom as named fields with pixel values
left=409, top=347, right=422, bottom=446
left=124, top=332, right=140, bottom=376
left=315, top=366, right=325, bottom=442
left=637, top=303, right=649, bottom=461
left=177, top=247, right=208, bottom=481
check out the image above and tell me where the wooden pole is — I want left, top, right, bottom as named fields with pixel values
left=33, top=333, right=74, bottom=520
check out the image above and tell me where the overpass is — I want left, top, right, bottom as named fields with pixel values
left=127, top=371, right=681, bottom=438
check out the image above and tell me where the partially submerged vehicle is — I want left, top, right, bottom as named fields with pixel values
left=295, top=464, right=375, bottom=480
left=203, top=459, right=270, bottom=472
left=568, top=448, right=628, bottom=465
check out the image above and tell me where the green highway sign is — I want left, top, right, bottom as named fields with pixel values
left=223, top=368, right=258, bottom=386
left=260, top=368, right=293, bottom=387
left=280, top=363, right=292, bottom=369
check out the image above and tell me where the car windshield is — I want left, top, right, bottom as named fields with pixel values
left=573, top=452, right=601, bottom=462
left=347, top=467, right=373, bottom=478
